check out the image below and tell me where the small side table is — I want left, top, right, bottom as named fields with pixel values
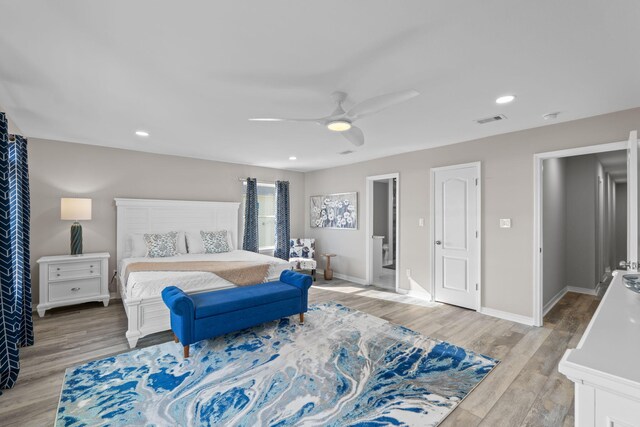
left=36, top=252, right=110, bottom=317
left=323, top=253, right=337, bottom=280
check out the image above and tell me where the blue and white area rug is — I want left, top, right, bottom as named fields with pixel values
left=56, top=302, right=498, bottom=426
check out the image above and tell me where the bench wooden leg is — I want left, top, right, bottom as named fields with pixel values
left=183, top=345, right=190, bottom=358
left=299, top=313, right=304, bottom=324
left=173, top=333, right=179, bottom=343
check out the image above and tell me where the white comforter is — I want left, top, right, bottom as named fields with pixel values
left=119, top=250, right=290, bottom=300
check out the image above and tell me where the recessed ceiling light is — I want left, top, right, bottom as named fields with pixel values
left=135, top=130, right=149, bottom=137
left=496, top=95, right=516, bottom=104
left=289, top=156, right=297, bottom=160
left=327, top=120, right=352, bottom=132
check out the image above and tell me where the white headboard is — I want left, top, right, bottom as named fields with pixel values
left=115, top=198, right=241, bottom=266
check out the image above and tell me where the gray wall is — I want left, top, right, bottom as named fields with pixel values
left=305, top=107, right=640, bottom=318
left=373, top=181, right=389, bottom=242
left=616, top=183, right=628, bottom=265
left=564, top=155, right=599, bottom=291
left=29, top=138, right=305, bottom=303
left=542, top=158, right=566, bottom=306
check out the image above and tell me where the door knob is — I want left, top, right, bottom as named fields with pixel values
left=435, top=240, right=442, bottom=245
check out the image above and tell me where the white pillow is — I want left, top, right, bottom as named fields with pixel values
left=128, top=234, right=148, bottom=258
left=127, top=231, right=187, bottom=257
left=186, top=232, right=205, bottom=254
left=176, top=231, right=187, bottom=255
left=186, top=230, right=234, bottom=253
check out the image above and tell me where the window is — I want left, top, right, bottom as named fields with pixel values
left=243, top=182, right=276, bottom=250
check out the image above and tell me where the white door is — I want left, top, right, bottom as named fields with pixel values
left=433, top=164, right=480, bottom=309
left=627, top=130, right=638, bottom=270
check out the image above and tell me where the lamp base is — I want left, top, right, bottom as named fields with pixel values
left=70, top=222, right=83, bottom=255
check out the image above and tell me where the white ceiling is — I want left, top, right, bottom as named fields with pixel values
left=1, top=1, right=639, bottom=171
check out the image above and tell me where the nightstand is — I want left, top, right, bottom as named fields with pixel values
left=36, top=252, right=110, bottom=317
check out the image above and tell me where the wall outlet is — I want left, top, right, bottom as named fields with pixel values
left=406, top=269, right=411, bottom=278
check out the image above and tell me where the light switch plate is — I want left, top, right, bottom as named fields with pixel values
left=500, top=218, right=512, bottom=228
left=418, top=218, right=425, bottom=227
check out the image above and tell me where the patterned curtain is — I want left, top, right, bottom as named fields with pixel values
left=274, top=181, right=290, bottom=260
left=0, top=114, right=34, bottom=392
left=242, top=178, right=259, bottom=252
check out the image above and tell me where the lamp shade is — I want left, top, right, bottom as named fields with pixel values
left=60, top=198, right=92, bottom=221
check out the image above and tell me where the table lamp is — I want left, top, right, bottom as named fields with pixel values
left=60, top=198, right=92, bottom=255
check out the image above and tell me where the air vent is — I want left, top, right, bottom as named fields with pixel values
left=476, top=114, right=507, bottom=124
left=339, top=150, right=354, bottom=155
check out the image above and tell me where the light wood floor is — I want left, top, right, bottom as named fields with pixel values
left=0, top=279, right=599, bottom=426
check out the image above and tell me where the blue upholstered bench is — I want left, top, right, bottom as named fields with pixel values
left=161, top=270, right=313, bottom=357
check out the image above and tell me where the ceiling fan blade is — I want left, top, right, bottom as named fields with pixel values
left=248, top=117, right=322, bottom=123
left=346, top=89, right=419, bottom=121
left=342, top=126, right=364, bottom=146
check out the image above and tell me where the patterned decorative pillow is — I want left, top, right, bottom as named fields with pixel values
left=144, top=232, right=178, bottom=258
left=200, top=230, right=230, bottom=254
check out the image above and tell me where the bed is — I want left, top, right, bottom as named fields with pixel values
left=115, top=198, right=290, bottom=348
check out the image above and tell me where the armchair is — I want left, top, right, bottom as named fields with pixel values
left=289, top=238, right=317, bottom=281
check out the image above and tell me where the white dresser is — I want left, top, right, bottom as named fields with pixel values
left=559, top=271, right=640, bottom=426
left=36, top=252, right=110, bottom=317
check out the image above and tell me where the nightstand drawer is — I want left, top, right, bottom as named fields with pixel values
left=49, top=277, right=101, bottom=301
left=49, top=262, right=101, bottom=281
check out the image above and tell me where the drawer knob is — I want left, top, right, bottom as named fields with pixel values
left=57, top=267, right=60, bottom=271
left=90, top=265, right=94, bottom=268
left=56, top=274, right=60, bottom=277
left=90, top=271, right=94, bottom=274
left=71, top=287, right=80, bottom=292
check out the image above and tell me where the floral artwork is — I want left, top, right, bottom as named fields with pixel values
left=310, top=192, right=358, bottom=229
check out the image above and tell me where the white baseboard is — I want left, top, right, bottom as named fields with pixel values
left=396, top=288, right=432, bottom=301
left=543, top=287, right=569, bottom=316
left=566, top=286, right=597, bottom=296
left=542, top=285, right=597, bottom=317
left=316, top=269, right=367, bottom=286
left=479, top=307, right=535, bottom=326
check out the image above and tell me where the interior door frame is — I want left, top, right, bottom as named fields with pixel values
left=533, top=140, right=628, bottom=327
left=365, top=173, right=400, bottom=292
left=430, top=161, right=482, bottom=311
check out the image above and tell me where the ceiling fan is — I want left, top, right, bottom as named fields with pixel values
left=249, top=89, right=419, bottom=147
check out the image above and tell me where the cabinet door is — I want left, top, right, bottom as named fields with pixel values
left=595, top=388, right=640, bottom=427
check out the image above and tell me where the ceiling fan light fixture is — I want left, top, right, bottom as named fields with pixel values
left=496, top=95, right=516, bottom=104
left=327, top=120, right=352, bottom=132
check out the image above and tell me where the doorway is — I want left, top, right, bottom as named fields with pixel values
left=533, top=132, right=637, bottom=327
left=366, top=173, right=399, bottom=291
left=540, top=150, right=627, bottom=319
left=430, top=162, right=481, bottom=310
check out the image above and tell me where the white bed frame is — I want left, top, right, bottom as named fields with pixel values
left=115, top=198, right=240, bottom=348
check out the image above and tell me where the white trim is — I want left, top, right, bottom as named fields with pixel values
left=543, top=287, right=568, bottom=316
left=396, top=287, right=432, bottom=300
left=317, top=269, right=367, bottom=285
left=533, top=138, right=631, bottom=327
left=566, top=286, right=598, bottom=296
left=480, top=307, right=535, bottom=326
left=628, top=131, right=638, bottom=270
left=429, top=161, right=482, bottom=311
left=365, top=173, right=400, bottom=293
left=542, top=285, right=599, bottom=317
